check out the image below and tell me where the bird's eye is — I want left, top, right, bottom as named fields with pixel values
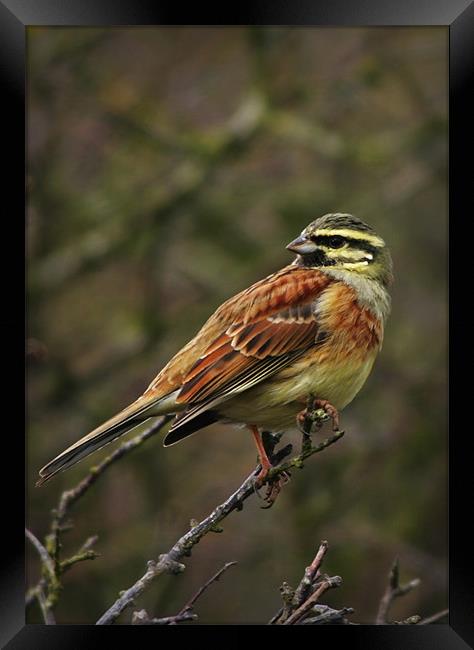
left=327, top=236, right=345, bottom=249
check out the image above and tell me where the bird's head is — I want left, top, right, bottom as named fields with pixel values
left=287, top=213, right=393, bottom=286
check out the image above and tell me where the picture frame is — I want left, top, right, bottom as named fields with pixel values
left=4, top=0, right=471, bottom=645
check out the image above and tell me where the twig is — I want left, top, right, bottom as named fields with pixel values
left=25, top=528, right=56, bottom=582
left=46, top=416, right=172, bottom=575
left=376, top=558, right=420, bottom=625
left=272, top=582, right=294, bottom=624
left=394, top=615, right=421, bottom=624
left=95, top=468, right=259, bottom=625
left=26, top=581, right=55, bottom=624
left=25, top=530, right=58, bottom=624
left=270, top=540, right=337, bottom=624
left=301, top=605, right=355, bottom=625
left=292, top=540, right=329, bottom=608
left=269, top=539, right=354, bottom=626
left=132, top=609, right=197, bottom=625
left=96, top=424, right=344, bottom=624
left=36, top=584, right=56, bottom=625
left=268, top=606, right=284, bottom=625
left=78, top=535, right=99, bottom=553
left=267, top=429, right=344, bottom=480
left=419, top=608, right=449, bottom=625
left=270, top=544, right=444, bottom=626
left=27, top=416, right=171, bottom=617
left=283, top=576, right=342, bottom=625
left=132, top=562, right=237, bottom=625
left=132, top=561, right=237, bottom=626
left=177, top=561, right=237, bottom=618
left=60, top=549, right=99, bottom=573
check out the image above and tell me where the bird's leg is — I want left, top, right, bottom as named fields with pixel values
left=249, top=426, right=291, bottom=508
left=297, top=396, right=341, bottom=434
left=249, top=425, right=273, bottom=486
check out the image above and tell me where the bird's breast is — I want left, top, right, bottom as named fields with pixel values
left=264, top=280, right=384, bottom=409
left=273, top=347, right=379, bottom=409
left=220, top=282, right=384, bottom=430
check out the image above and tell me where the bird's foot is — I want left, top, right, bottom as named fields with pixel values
left=253, top=462, right=272, bottom=488
left=250, top=426, right=293, bottom=507
left=252, top=464, right=269, bottom=501
left=297, top=397, right=341, bottom=434
left=253, top=466, right=291, bottom=509
left=261, top=471, right=292, bottom=509
left=314, top=399, right=340, bottom=431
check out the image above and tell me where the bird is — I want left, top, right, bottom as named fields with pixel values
left=37, top=213, right=392, bottom=489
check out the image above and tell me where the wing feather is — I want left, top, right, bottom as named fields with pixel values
left=164, top=267, right=333, bottom=444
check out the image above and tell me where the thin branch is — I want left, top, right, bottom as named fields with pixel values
left=36, top=584, right=56, bottom=625
left=25, top=528, right=56, bottom=582
left=271, top=582, right=294, bottom=624
left=376, top=558, right=420, bottom=625
left=419, top=608, right=449, bottom=625
left=60, top=549, right=99, bottom=573
left=270, top=545, right=443, bottom=627
left=394, top=615, right=422, bottom=624
left=283, top=575, right=342, bottom=625
left=96, top=468, right=259, bottom=625
left=25, top=530, right=58, bottom=624
left=292, top=540, right=329, bottom=609
left=268, top=607, right=284, bottom=625
left=78, top=535, right=99, bottom=553
left=267, top=429, right=345, bottom=480
left=132, top=610, right=197, bottom=625
left=301, top=605, right=355, bottom=625
left=177, top=561, right=237, bottom=617
left=132, top=561, right=237, bottom=626
left=27, top=416, right=171, bottom=617
left=45, top=415, right=172, bottom=572
left=96, top=425, right=344, bottom=625
left=270, top=539, right=341, bottom=625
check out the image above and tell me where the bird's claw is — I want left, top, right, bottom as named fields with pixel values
left=253, top=470, right=292, bottom=509
left=252, top=432, right=293, bottom=507
left=297, top=397, right=341, bottom=434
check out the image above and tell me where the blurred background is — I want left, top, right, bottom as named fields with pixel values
left=26, top=27, right=447, bottom=624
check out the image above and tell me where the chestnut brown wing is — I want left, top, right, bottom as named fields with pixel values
left=164, top=269, right=332, bottom=445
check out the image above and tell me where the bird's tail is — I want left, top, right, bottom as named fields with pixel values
left=36, top=391, right=178, bottom=486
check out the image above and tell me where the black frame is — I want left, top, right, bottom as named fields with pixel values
left=5, top=0, right=472, bottom=646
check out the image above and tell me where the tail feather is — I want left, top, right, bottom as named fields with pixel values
left=37, top=391, right=178, bottom=486
left=163, top=409, right=219, bottom=446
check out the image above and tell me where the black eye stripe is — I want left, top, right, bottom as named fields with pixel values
left=328, top=236, right=345, bottom=248
left=310, top=234, right=377, bottom=254
left=310, top=235, right=345, bottom=248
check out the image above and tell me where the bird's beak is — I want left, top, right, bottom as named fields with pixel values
left=286, top=235, right=317, bottom=254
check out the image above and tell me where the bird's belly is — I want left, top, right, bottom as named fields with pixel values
left=219, top=351, right=378, bottom=431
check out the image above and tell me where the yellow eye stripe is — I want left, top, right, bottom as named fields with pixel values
left=337, top=260, right=370, bottom=268
left=312, top=228, right=385, bottom=248
left=324, top=248, right=373, bottom=260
